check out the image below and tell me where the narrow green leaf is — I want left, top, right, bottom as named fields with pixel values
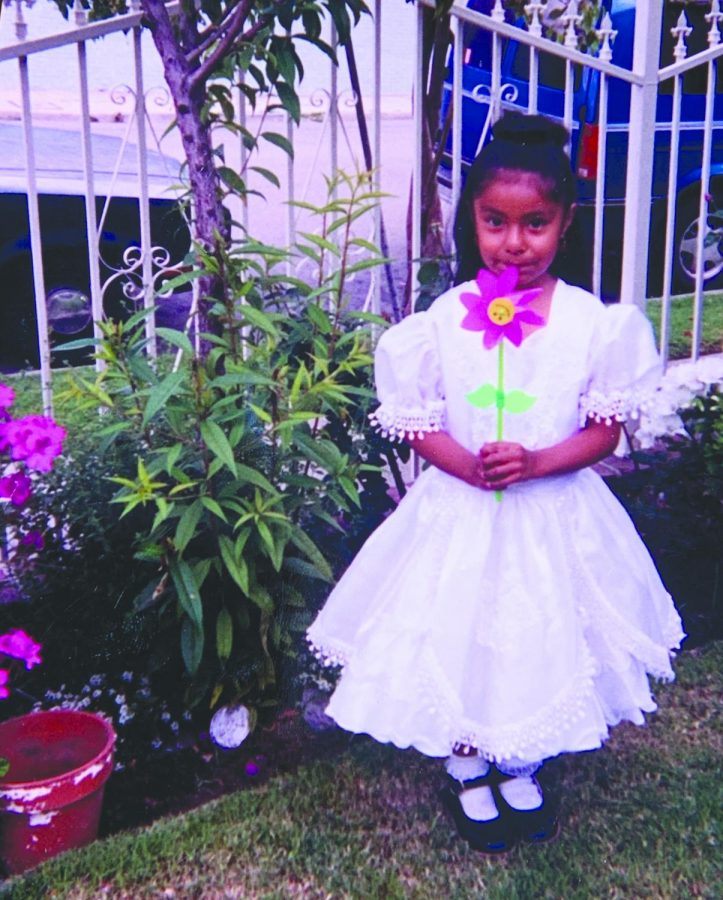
left=200, top=420, right=237, bottom=476
left=249, top=584, right=274, bottom=613
left=289, top=528, right=333, bottom=582
left=170, top=557, right=203, bottom=628
left=219, top=535, right=249, bottom=594
left=235, top=464, right=277, bottom=495
left=306, top=303, right=333, bottom=333
left=181, top=618, right=204, bottom=675
left=249, top=166, right=281, bottom=188
left=143, top=371, right=186, bottom=426
left=175, top=499, right=204, bottom=553
left=216, top=608, right=233, bottom=662
left=155, top=328, right=194, bottom=356
left=201, top=495, right=228, bottom=522
left=260, top=131, right=294, bottom=157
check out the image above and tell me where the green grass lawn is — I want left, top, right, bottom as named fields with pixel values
left=646, top=292, right=723, bottom=359
left=3, top=642, right=720, bottom=899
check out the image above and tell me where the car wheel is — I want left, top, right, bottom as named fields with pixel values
left=673, top=180, right=723, bottom=294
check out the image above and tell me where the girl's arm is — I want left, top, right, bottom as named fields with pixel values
left=478, top=418, right=621, bottom=490
left=407, top=419, right=620, bottom=492
left=406, top=431, right=486, bottom=488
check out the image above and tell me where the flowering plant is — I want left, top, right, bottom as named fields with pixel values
left=626, top=356, right=723, bottom=452
left=0, top=383, right=64, bottom=775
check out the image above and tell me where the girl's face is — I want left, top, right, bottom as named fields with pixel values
left=472, top=169, right=574, bottom=289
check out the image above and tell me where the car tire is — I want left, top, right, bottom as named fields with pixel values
left=672, top=179, right=723, bottom=294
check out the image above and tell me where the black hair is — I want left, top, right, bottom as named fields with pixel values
left=453, top=111, right=578, bottom=284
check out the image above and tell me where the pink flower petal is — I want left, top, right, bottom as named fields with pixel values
left=496, top=266, right=519, bottom=296
left=483, top=326, right=504, bottom=349
left=516, top=309, right=546, bottom=326
left=504, top=320, right=525, bottom=347
left=475, top=268, right=501, bottom=301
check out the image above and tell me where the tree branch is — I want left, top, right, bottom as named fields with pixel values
left=188, top=0, right=258, bottom=92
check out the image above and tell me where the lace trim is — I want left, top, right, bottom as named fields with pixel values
left=435, top=651, right=601, bottom=764
left=306, top=633, right=348, bottom=669
left=369, top=401, right=446, bottom=443
left=578, top=388, right=653, bottom=427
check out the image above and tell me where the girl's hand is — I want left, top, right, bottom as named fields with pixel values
left=478, top=441, right=536, bottom=490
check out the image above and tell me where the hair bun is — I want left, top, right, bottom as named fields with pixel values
left=492, top=111, right=569, bottom=149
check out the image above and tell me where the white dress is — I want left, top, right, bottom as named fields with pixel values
left=307, top=279, right=685, bottom=764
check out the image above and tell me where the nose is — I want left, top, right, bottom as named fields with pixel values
left=504, top=224, right=526, bottom=255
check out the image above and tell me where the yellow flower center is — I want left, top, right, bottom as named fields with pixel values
left=488, top=297, right=516, bottom=326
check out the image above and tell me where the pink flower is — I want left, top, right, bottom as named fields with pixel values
left=0, top=415, right=66, bottom=472
left=0, top=385, right=15, bottom=415
left=0, top=669, right=9, bottom=699
left=460, top=266, right=545, bottom=349
left=0, top=471, right=32, bottom=506
left=0, top=629, right=43, bottom=670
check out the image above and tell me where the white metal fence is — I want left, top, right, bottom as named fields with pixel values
left=2, top=0, right=722, bottom=415
left=415, top=0, right=723, bottom=367
left=0, top=0, right=389, bottom=413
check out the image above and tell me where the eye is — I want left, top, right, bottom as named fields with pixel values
left=484, top=213, right=504, bottom=228
left=527, top=216, right=548, bottom=231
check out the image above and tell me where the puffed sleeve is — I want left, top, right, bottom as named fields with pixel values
left=368, top=312, right=446, bottom=441
left=578, top=304, right=662, bottom=426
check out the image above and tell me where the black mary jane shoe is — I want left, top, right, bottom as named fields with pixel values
left=493, top=778, right=559, bottom=845
left=442, top=776, right=516, bottom=855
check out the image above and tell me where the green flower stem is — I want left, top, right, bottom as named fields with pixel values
left=495, top=342, right=504, bottom=503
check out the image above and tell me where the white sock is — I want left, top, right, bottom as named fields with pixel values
left=459, top=785, right=499, bottom=822
left=444, top=753, right=491, bottom=785
left=498, top=776, right=543, bottom=811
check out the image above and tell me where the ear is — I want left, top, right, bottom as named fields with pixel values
left=562, top=203, right=577, bottom=236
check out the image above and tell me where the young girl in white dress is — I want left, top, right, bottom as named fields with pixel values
left=307, top=112, right=684, bottom=853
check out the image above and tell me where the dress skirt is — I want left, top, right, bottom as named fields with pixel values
left=307, top=466, right=685, bottom=763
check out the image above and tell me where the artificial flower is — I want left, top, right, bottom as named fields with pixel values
left=460, top=266, right=545, bottom=349
left=0, top=471, right=33, bottom=506
left=0, top=628, right=43, bottom=670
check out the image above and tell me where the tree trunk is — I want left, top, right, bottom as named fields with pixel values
left=141, top=0, right=229, bottom=336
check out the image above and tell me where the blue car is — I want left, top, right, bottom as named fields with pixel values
left=439, top=0, right=723, bottom=298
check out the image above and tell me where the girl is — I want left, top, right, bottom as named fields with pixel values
left=307, top=112, right=684, bottom=853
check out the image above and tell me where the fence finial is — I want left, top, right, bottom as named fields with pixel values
left=672, top=10, right=692, bottom=62
left=73, top=0, right=87, bottom=27
left=12, top=0, right=35, bottom=42
left=491, top=0, right=505, bottom=24
left=596, top=10, right=617, bottom=64
left=706, top=0, right=723, bottom=47
left=524, top=2, right=545, bottom=38
left=562, top=0, right=582, bottom=50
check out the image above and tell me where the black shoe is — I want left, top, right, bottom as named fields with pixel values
left=493, top=778, right=559, bottom=844
left=441, top=781, right=516, bottom=854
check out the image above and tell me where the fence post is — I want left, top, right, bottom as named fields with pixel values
left=619, top=0, right=663, bottom=308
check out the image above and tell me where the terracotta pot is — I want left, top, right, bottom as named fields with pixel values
left=0, top=709, right=115, bottom=875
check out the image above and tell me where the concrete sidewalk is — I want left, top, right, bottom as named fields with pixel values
left=0, top=88, right=412, bottom=124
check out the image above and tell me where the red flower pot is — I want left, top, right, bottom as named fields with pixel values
left=0, top=709, right=115, bottom=875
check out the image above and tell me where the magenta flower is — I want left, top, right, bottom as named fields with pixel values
left=0, top=415, right=66, bottom=472
left=0, top=669, right=9, bottom=700
left=0, top=629, right=43, bottom=670
left=460, top=267, right=545, bottom=349
left=0, top=385, right=15, bottom=415
left=0, top=471, right=33, bottom=506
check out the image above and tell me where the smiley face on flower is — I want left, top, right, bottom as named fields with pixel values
left=460, top=266, right=545, bottom=349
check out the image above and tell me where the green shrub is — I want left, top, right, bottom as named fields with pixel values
left=45, top=172, right=401, bottom=717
